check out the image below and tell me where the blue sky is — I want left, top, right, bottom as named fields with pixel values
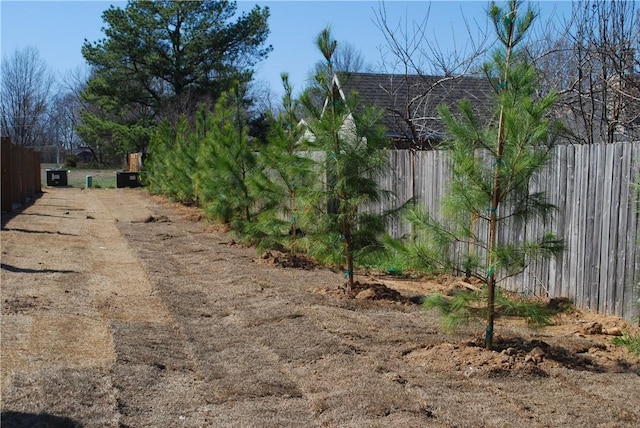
left=1, top=0, right=572, bottom=97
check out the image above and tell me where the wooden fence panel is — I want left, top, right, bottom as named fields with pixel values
left=374, top=150, right=412, bottom=238
left=10, top=143, right=24, bottom=207
left=564, top=145, right=575, bottom=299
left=614, top=143, right=632, bottom=316
left=294, top=142, right=638, bottom=321
left=370, top=142, right=639, bottom=322
left=549, top=146, right=571, bottom=296
left=1, top=138, right=13, bottom=213
left=1, top=138, right=41, bottom=214
left=606, top=144, right=622, bottom=314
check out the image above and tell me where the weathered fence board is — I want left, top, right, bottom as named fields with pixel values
left=582, top=147, right=606, bottom=306
left=616, top=143, right=632, bottom=315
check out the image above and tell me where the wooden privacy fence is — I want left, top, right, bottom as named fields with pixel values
left=366, top=142, right=640, bottom=322
left=1, top=138, right=41, bottom=214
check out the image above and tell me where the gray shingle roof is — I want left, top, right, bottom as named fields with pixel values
left=336, top=72, right=495, bottom=149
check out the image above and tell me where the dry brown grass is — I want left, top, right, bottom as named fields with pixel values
left=2, top=188, right=639, bottom=427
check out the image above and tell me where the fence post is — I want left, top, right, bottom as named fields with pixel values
left=1, top=138, right=12, bottom=212
left=33, top=150, right=41, bottom=194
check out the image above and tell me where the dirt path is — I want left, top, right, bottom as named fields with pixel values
left=2, top=188, right=639, bottom=427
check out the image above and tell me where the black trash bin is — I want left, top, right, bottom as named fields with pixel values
left=46, top=169, right=68, bottom=186
left=116, top=171, right=141, bottom=188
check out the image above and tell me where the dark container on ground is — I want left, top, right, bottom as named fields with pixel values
left=116, top=171, right=141, bottom=188
left=46, top=169, right=68, bottom=186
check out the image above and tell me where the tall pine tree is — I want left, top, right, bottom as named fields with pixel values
left=403, top=0, right=564, bottom=349
left=194, top=87, right=257, bottom=231
left=146, top=116, right=197, bottom=204
left=300, top=28, right=391, bottom=291
left=245, top=73, right=317, bottom=254
left=80, top=0, right=271, bottom=156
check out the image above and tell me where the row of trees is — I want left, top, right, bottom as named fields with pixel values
left=146, top=26, right=392, bottom=291
left=1, top=1, right=636, bottom=344
left=146, top=0, right=571, bottom=349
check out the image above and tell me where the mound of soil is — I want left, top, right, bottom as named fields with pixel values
left=257, top=250, right=319, bottom=270
left=314, top=280, right=419, bottom=304
left=405, top=332, right=638, bottom=380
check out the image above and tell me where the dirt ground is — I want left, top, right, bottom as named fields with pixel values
left=1, top=187, right=639, bottom=427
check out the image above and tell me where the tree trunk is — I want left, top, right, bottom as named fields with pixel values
left=344, top=219, right=354, bottom=292
left=485, top=1, right=516, bottom=350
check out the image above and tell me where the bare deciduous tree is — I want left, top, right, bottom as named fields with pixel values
left=529, top=0, right=640, bottom=144
left=47, top=92, right=83, bottom=163
left=364, top=1, right=493, bottom=207
left=333, top=41, right=368, bottom=74
left=45, top=67, right=91, bottom=161
left=372, top=1, right=492, bottom=151
left=1, top=47, right=54, bottom=147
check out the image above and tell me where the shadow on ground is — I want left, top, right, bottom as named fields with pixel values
left=1, top=411, right=82, bottom=427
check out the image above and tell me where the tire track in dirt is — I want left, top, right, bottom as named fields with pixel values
left=85, top=190, right=211, bottom=427
left=117, top=211, right=320, bottom=425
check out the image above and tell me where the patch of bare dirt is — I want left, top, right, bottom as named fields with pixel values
left=2, top=188, right=639, bottom=427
